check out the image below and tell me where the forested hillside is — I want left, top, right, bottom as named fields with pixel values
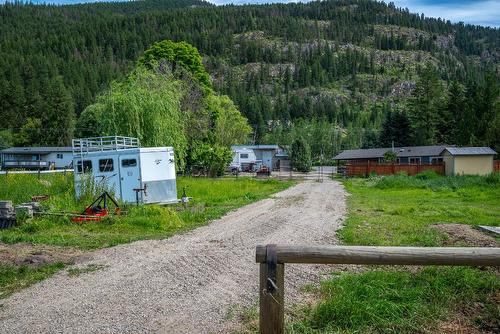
left=0, top=0, right=499, bottom=158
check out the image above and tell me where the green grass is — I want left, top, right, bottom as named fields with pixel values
left=290, top=267, right=499, bottom=334
left=340, top=173, right=500, bottom=246
left=0, top=263, right=65, bottom=299
left=0, top=174, right=293, bottom=249
left=290, top=173, right=500, bottom=333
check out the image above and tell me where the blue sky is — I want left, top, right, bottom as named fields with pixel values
left=2, top=0, right=499, bottom=27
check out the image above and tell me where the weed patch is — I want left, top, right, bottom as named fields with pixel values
left=293, top=267, right=499, bottom=334
left=67, top=264, right=107, bottom=277
left=0, top=263, right=65, bottom=299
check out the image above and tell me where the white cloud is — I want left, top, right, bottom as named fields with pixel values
left=390, top=0, right=500, bottom=27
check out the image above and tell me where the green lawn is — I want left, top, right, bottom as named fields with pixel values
left=340, top=173, right=500, bottom=246
left=290, top=173, right=500, bottom=334
left=0, top=173, right=293, bottom=297
left=0, top=174, right=292, bottom=249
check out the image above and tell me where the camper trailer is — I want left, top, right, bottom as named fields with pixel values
left=230, top=147, right=260, bottom=172
left=72, top=136, right=177, bottom=204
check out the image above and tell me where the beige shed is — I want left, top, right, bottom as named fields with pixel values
left=441, top=147, right=497, bottom=176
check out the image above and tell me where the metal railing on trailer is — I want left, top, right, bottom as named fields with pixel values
left=255, top=244, right=500, bottom=334
left=72, top=136, right=140, bottom=158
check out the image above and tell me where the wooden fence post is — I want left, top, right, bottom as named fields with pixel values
left=256, top=245, right=500, bottom=333
left=259, top=249, right=285, bottom=334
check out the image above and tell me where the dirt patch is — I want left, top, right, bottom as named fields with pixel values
left=432, top=224, right=499, bottom=247
left=437, top=293, right=499, bottom=334
left=437, top=320, right=492, bottom=334
left=0, top=243, right=84, bottom=267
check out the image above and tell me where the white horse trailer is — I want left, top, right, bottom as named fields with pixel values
left=72, top=136, right=178, bottom=204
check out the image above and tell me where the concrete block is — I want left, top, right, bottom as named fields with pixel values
left=0, top=201, right=13, bottom=209
left=15, top=205, right=33, bottom=219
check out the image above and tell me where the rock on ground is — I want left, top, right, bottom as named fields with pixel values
left=0, top=179, right=347, bottom=334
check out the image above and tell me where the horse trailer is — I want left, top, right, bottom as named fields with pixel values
left=72, top=136, right=178, bottom=204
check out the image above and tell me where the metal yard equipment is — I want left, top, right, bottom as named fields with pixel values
left=256, top=165, right=271, bottom=178
left=71, top=192, right=121, bottom=223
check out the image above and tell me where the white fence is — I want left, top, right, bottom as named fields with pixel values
left=0, top=169, right=73, bottom=175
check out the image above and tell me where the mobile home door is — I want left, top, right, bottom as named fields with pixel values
left=119, top=155, right=141, bottom=203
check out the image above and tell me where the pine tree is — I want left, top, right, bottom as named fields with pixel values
left=408, top=65, right=446, bottom=145
left=42, top=76, right=76, bottom=146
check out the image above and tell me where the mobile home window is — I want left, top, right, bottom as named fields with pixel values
left=431, top=157, right=443, bottom=164
left=99, top=159, right=114, bottom=172
left=121, top=159, right=137, bottom=167
left=240, top=154, right=249, bottom=159
left=76, top=160, right=92, bottom=173
left=57, top=153, right=64, bottom=159
left=409, top=157, right=421, bottom=164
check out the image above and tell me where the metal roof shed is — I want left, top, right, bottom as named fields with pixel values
left=441, top=147, right=497, bottom=176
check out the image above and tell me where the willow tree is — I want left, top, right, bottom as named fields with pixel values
left=139, top=40, right=212, bottom=91
left=78, top=68, right=188, bottom=169
left=206, top=94, right=252, bottom=147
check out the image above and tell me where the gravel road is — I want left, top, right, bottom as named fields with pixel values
left=0, top=179, right=346, bottom=333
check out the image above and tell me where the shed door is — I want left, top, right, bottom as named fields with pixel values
left=119, top=155, right=141, bottom=203
left=262, top=151, right=273, bottom=169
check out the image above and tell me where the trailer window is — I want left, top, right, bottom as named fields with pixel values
left=121, top=159, right=137, bottom=167
left=76, top=160, right=92, bottom=173
left=99, top=159, right=114, bottom=172
left=240, top=154, right=249, bottom=159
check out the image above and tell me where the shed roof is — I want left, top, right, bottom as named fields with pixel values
left=333, top=146, right=447, bottom=160
left=443, top=147, right=497, bottom=156
left=1, top=147, right=73, bottom=155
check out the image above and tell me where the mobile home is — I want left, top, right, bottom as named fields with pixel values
left=1, top=147, right=73, bottom=170
left=72, top=136, right=177, bottom=204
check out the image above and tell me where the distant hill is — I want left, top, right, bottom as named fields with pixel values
left=0, top=0, right=498, bottom=153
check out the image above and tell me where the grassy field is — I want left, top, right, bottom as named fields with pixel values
left=0, top=173, right=293, bottom=297
left=290, top=172, right=499, bottom=334
left=0, top=173, right=292, bottom=249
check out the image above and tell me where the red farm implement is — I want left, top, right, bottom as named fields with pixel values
left=71, top=192, right=121, bottom=223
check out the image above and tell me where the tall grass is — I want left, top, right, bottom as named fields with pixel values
left=0, top=174, right=293, bottom=249
left=370, top=171, right=500, bottom=191
left=291, top=267, right=499, bottom=334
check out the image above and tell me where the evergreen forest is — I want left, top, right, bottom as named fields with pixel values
left=0, top=0, right=499, bottom=160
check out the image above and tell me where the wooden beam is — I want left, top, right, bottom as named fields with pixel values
left=259, top=263, right=284, bottom=334
left=256, top=245, right=500, bottom=266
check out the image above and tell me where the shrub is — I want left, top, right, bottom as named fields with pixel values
left=291, top=137, right=312, bottom=172
left=189, top=142, right=232, bottom=177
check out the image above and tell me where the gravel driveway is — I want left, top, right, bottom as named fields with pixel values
left=0, top=179, right=347, bottom=333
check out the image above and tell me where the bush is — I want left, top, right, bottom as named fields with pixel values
left=415, top=170, right=440, bottom=180
left=189, top=142, right=232, bottom=177
left=290, top=137, right=312, bottom=172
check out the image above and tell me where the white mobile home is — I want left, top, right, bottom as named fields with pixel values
left=0, top=147, right=73, bottom=170
left=72, top=137, right=177, bottom=204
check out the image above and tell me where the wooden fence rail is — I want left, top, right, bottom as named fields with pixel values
left=255, top=245, right=500, bottom=334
